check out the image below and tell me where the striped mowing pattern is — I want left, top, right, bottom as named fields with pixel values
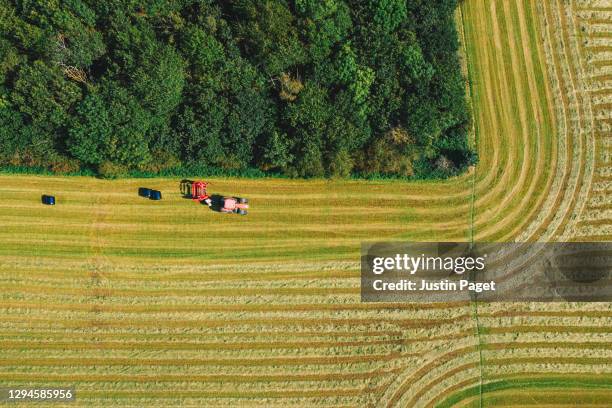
left=0, top=0, right=611, bottom=406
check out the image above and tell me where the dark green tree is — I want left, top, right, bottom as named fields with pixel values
left=69, top=81, right=150, bottom=167
left=0, top=0, right=474, bottom=178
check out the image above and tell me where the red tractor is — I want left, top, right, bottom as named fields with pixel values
left=183, top=180, right=249, bottom=214
left=190, top=181, right=212, bottom=206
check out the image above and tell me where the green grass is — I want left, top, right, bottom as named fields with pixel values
left=436, top=376, right=612, bottom=408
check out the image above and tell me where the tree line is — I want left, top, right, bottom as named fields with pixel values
left=0, top=0, right=476, bottom=178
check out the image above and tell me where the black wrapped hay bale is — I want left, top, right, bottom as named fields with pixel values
left=150, top=190, right=162, bottom=200
left=138, top=187, right=151, bottom=198
left=42, top=195, right=56, bottom=205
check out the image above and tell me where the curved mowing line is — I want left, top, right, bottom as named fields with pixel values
left=380, top=0, right=601, bottom=402
left=502, top=2, right=580, bottom=239
left=427, top=359, right=612, bottom=407
left=473, top=0, right=542, bottom=242
left=436, top=377, right=612, bottom=408
left=453, top=0, right=561, bottom=243
left=490, top=0, right=558, bottom=242
left=463, top=0, right=537, bottom=241
left=382, top=340, right=612, bottom=407
left=429, top=376, right=612, bottom=408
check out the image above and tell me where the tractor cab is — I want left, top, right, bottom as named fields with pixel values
left=223, top=197, right=238, bottom=210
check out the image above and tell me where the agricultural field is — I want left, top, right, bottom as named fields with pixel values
left=0, top=0, right=611, bottom=407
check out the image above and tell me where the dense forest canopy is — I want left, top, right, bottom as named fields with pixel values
left=0, top=0, right=475, bottom=178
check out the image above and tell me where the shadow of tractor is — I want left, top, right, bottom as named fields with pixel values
left=204, top=194, right=225, bottom=212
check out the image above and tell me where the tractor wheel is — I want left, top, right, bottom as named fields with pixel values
left=239, top=197, right=249, bottom=204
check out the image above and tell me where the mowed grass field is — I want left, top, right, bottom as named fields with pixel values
left=0, top=0, right=611, bottom=407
